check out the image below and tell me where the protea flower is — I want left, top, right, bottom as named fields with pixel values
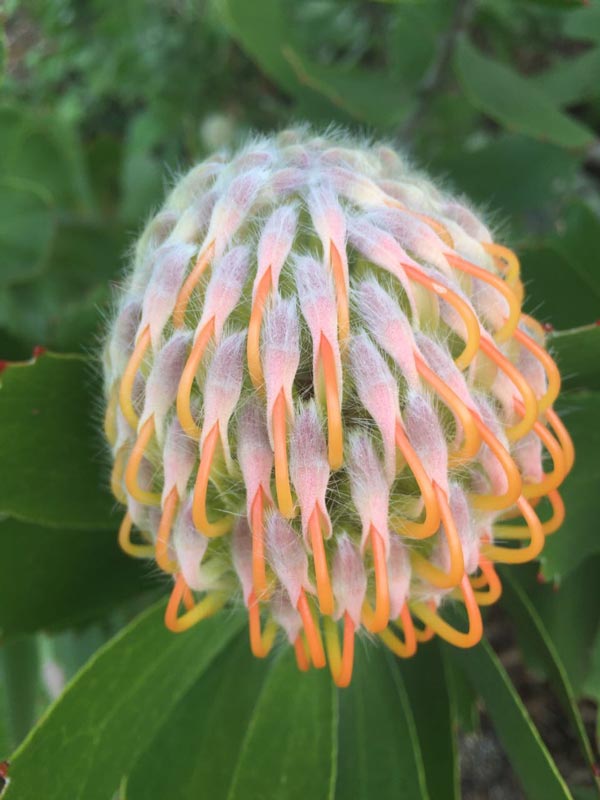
left=103, top=128, right=573, bottom=687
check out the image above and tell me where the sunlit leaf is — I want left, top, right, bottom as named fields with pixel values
left=398, top=642, right=459, bottom=800
left=227, top=648, right=338, bottom=800
left=126, top=633, right=270, bottom=800
left=5, top=602, right=245, bottom=800
left=337, top=644, right=429, bottom=800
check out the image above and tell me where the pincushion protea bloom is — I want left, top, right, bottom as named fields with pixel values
left=103, top=128, right=573, bottom=687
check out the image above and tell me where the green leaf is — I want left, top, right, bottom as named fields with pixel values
left=129, top=639, right=430, bottom=800
left=540, top=392, right=600, bottom=579
left=227, top=648, right=338, bottom=800
left=564, top=2, right=600, bottom=43
left=524, top=557, right=600, bottom=693
left=549, top=326, right=600, bottom=392
left=500, top=571, right=598, bottom=780
left=0, top=637, right=40, bottom=747
left=582, top=626, right=600, bottom=748
left=0, top=518, right=156, bottom=636
left=442, top=650, right=479, bottom=734
left=0, top=177, right=55, bottom=287
left=432, top=135, right=580, bottom=237
left=216, top=0, right=299, bottom=94
left=0, top=25, right=5, bottom=87
left=216, top=0, right=407, bottom=128
left=532, top=48, right=600, bottom=106
left=336, top=644, right=428, bottom=800
left=4, top=602, right=245, bottom=800
left=0, top=664, right=11, bottom=757
left=6, top=121, right=94, bottom=213
left=0, top=219, right=127, bottom=352
left=447, top=637, right=573, bottom=800
left=521, top=203, right=600, bottom=329
left=583, top=625, right=600, bottom=701
left=282, top=46, right=410, bottom=130
left=398, top=642, right=459, bottom=800
left=387, top=1, right=453, bottom=86
left=126, top=632, right=270, bottom=800
left=119, top=149, right=164, bottom=224
left=0, top=352, right=116, bottom=530
left=521, top=245, right=600, bottom=329
left=553, top=203, right=600, bottom=299
left=526, top=0, right=591, bottom=7
left=454, top=37, right=595, bottom=149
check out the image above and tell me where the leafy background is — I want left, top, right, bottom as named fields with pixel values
left=1, top=0, right=600, bottom=798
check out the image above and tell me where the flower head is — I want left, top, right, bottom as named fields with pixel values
left=104, top=129, right=572, bottom=686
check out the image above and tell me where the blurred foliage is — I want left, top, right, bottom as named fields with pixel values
left=1, top=0, right=600, bottom=798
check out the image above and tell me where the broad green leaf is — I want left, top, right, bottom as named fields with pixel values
left=431, top=135, right=580, bottom=237
left=0, top=352, right=116, bottom=530
left=523, top=557, right=600, bottom=693
left=564, top=2, right=600, bottom=42
left=0, top=177, right=55, bottom=287
left=0, top=637, right=40, bottom=747
left=0, top=220, right=127, bottom=352
left=447, top=638, right=573, bottom=800
left=454, top=37, right=594, bottom=149
left=0, top=518, right=156, bottom=636
left=521, top=247, right=600, bottom=330
left=398, top=642, right=459, bottom=800
left=553, top=203, right=600, bottom=299
left=6, top=122, right=94, bottom=213
left=126, top=632, right=270, bottom=800
left=540, top=393, right=600, bottom=579
left=5, top=602, right=245, bottom=800
left=227, top=648, right=338, bottom=800
left=336, top=644, right=428, bottom=800
left=520, top=203, right=600, bottom=328
left=500, top=571, right=598, bottom=781
left=442, top=650, right=479, bottom=734
left=533, top=48, right=600, bottom=106
left=549, top=326, right=600, bottom=392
